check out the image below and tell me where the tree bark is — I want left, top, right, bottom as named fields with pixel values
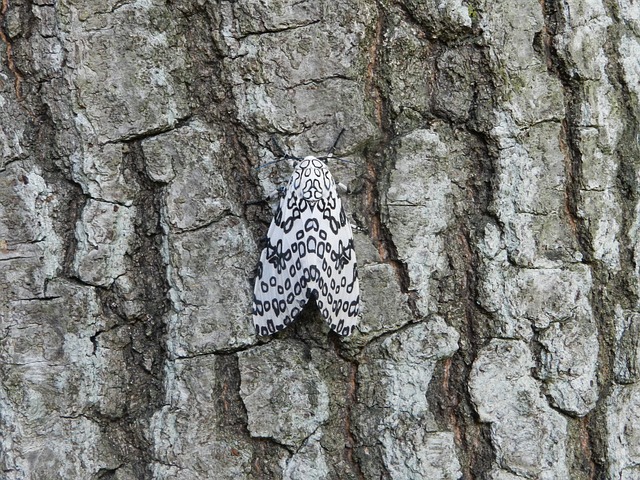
left=1, top=0, right=639, bottom=479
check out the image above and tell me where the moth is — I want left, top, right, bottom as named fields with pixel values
left=252, top=139, right=360, bottom=336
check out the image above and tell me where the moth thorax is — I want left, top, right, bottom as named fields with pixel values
left=295, top=156, right=333, bottom=203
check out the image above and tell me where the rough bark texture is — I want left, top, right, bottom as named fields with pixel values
left=1, top=0, right=639, bottom=479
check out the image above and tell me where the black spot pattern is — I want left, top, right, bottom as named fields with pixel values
left=253, top=157, right=360, bottom=336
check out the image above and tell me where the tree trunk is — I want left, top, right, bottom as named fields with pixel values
left=1, top=0, right=639, bottom=479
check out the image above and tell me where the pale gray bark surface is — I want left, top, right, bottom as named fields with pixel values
left=1, top=0, right=639, bottom=479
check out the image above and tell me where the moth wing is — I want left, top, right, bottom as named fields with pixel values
left=311, top=188, right=360, bottom=336
left=252, top=187, right=313, bottom=335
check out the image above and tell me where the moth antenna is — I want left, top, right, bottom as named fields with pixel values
left=254, top=158, right=288, bottom=171
left=316, top=155, right=358, bottom=168
left=327, top=128, right=346, bottom=157
left=257, top=136, right=303, bottom=170
left=268, top=135, right=287, bottom=157
left=334, top=157, right=358, bottom=167
left=320, top=128, right=358, bottom=168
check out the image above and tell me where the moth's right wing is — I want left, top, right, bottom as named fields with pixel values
left=312, top=186, right=360, bottom=336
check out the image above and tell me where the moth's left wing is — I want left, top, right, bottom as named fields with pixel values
left=252, top=187, right=313, bottom=335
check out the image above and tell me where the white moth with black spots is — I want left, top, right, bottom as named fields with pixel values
left=253, top=156, right=360, bottom=336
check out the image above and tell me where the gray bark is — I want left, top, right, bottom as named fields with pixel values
left=1, top=0, right=639, bottom=479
